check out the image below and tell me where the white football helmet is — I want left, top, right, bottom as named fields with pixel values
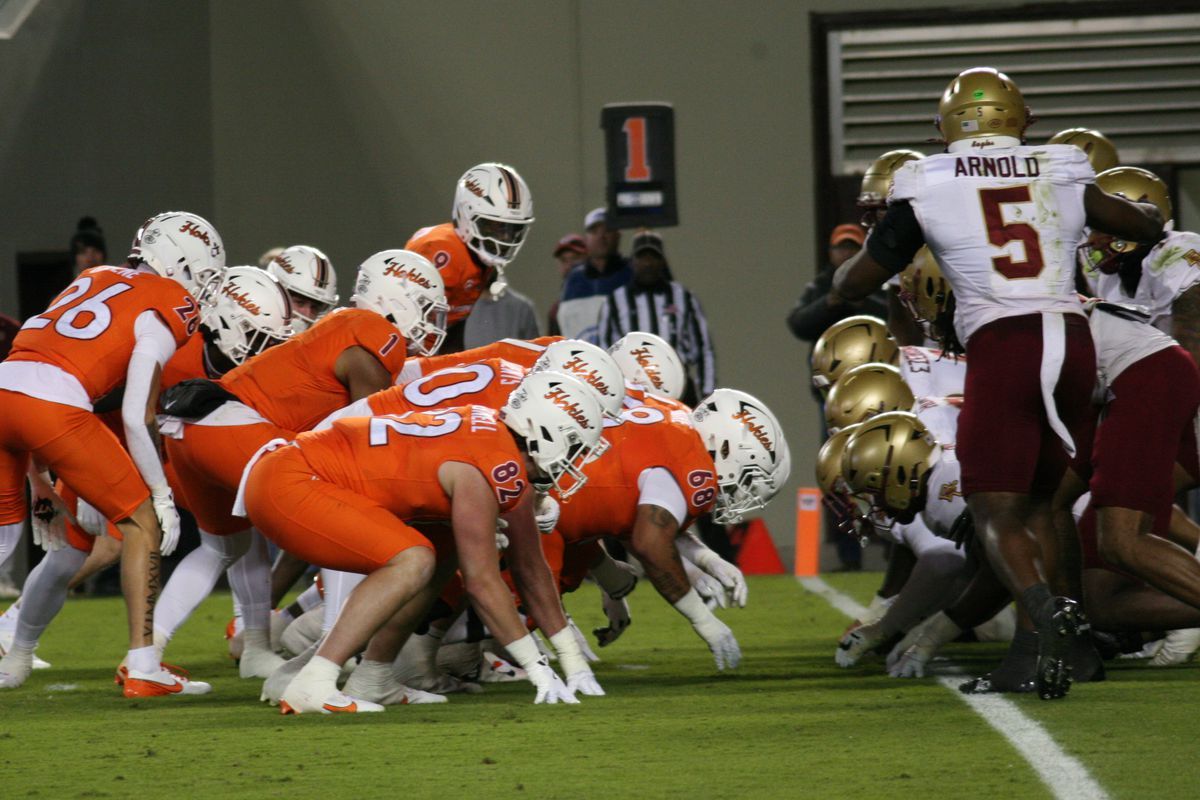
left=266, top=245, right=338, bottom=331
left=202, top=267, right=294, bottom=366
left=130, top=211, right=226, bottom=298
left=501, top=371, right=604, bottom=501
left=691, top=389, right=790, bottom=524
left=452, top=163, right=535, bottom=269
left=608, top=332, right=687, bottom=400
left=351, top=250, right=449, bottom=356
left=529, top=339, right=625, bottom=420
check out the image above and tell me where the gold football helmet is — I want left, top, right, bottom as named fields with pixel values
left=1084, top=166, right=1172, bottom=270
left=898, top=247, right=953, bottom=325
left=1046, top=128, right=1119, bottom=173
left=825, top=363, right=915, bottom=431
left=936, top=67, right=1030, bottom=145
left=811, top=315, right=898, bottom=394
left=815, top=423, right=864, bottom=528
left=841, top=411, right=940, bottom=515
left=857, top=150, right=924, bottom=226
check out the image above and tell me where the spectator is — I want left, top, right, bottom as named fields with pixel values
left=556, top=207, right=632, bottom=339
left=70, top=217, right=106, bottom=276
left=787, top=223, right=887, bottom=387
left=463, top=282, right=541, bottom=349
left=596, top=230, right=715, bottom=404
left=546, top=234, right=587, bottom=335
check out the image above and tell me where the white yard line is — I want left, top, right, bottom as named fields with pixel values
left=799, top=576, right=1109, bottom=800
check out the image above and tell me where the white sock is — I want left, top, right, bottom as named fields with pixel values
left=443, top=610, right=469, bottom=645
left=243, top=628, right=272, bottom=652
left=320, top=569, right=365, bottom=634
left=154, top=529, right=249, bottom=640
left=227, top=530, right=271, bottom=632
left=0, top=597, right=22, bottom=634
left=127, top=645, right=158, bottom=674
left=301, top=655, right=340, bottom=687
left=295, top=582, right=323, bottom=613
left=352, top=659, right=393, bottom=687
left=13, top=546, right=86, bottom=650
left=0, top=523, right=23, bottom=571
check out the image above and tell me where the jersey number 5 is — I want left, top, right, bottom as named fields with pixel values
left=979, top=186, right=1045, bottom=280
left=22, top=276, right=133, bottom=340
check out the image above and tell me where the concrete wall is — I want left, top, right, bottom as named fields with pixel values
left=0, top=0, right=214, bottom=314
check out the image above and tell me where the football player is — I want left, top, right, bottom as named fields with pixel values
left=407, top=163, right=535, bottom=351
left=831, top=67, right=1163, bottom=699
left=0, top=212, right=218, bottom=695
left=244, top=373, right=605, bottom=713
left=265, top=245, right=338, bottom=332
left=0, top=268, right=294, bottom=687
left=1046, top=128, right=1119, bottom=173
left=810, top=315, right=898, bottom=397
left=149, top=250, right=447, bottom=684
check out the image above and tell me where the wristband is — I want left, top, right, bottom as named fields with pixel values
left=549, top=627, right=588, bottom=677
left=504, top=633, right=545, bottom=672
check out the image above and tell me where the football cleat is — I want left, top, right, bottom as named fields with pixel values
left=123, top=666, right=212, bottom=697
left=342, top=671, right=447, bottom=706
left=479, top=651, right=527, bottom=683
left=225, top=616, right=244, bottom=662
left=1036, top=598, right=1080, bottom=701
left=280, top=691, right=384, bottom=715
left=0, top=631, right=51, bottom=670
left=0, top=646, right=34, bottom=689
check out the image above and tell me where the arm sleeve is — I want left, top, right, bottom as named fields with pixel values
left=866, top=201, right=926, bottom=275
left=123, top=311, right=178, bottom=492
left=637, top=467, right=688, bottom=526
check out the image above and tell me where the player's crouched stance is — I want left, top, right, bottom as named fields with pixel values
left=243, top=372, right=605, bottom=714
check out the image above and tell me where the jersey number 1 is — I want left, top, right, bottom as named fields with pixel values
left=979, top=186, right=1045, bottom=280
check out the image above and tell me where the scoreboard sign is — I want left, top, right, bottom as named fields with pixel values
left=601, top=102, right=678, bottom=229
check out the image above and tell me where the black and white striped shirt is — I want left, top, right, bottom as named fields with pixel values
left=596, top=281, right=716, bottom=397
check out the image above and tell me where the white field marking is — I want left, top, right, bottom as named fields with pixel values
left=45, top=683, right=78, bottom=692
left=799, top=576, right=1109, bottom=800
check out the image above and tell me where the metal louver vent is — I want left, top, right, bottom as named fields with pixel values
left=828, top=13, right=1200, bottom=174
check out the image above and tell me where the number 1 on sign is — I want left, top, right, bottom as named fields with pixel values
left=623, top=117, right=651, bottom=182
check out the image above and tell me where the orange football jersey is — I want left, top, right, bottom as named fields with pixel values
left=370, top=357, right=526, bottom=416
left=556, top=405, right=717, bottom=545
left=296, top=405, right=531, bottom=519
left=161, top=332, right=210, bottom=390
left=220, top=308, right=406, bottom=432
left=406, top=222, right=487, bottom=325
left=403, top=335, right=561, bottom=381
left=7, top=266, right=199, bottom=401
left=623, top=384, right=692, bottom=415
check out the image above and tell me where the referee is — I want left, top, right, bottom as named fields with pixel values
left=596, top=230, right=715, bottom=405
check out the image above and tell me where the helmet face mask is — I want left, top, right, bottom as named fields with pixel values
left=841, top=411, right=940, bottom=522
left=857, top=150, right=924, bottom=230
left=453, top=163, right=535, bottom=269
left=898, top=247, right=953, bottom=330
left=1083, top=166, right=1172, bottom=274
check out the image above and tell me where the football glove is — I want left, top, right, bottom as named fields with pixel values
left=28, top=471, right=66, bottom=553
left=593, top=592, right=631, bottom=647
left=151, top=485, right=182, bottom=556
left=836, top=621, right=884, bottom=668
left=528, top=661, right=579, bottom=704
left=534, top=493, right=560, bottom=534
left=693, top=551, right=748, bottom=608
left=75, top=498, right=109, bottom=539
left=683, top=557, right=729, bottom=609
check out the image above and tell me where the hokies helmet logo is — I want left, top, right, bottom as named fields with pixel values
left=560, top=355, right=612, bottom=397
left=732, top=405, right=774, bottom=452
left=630, top=346, right=664, bottom=390
left=464, top=177, right=486, bottom=198
left=274, top=254, right=296, bottom=274
left=543, top=386, right=593, bottom=429
left=382, top=260, right=434, bottom=288
left=221, top=281, right=262, bottom=315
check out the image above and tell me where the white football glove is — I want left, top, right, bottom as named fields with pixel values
left=75, top=498, right=109, bottom=538
left=695, top=615, right=741, bottom=670
left=28, top=471, right=66, bottom=553
left=594, top=592, right=631, bottom=647
left=495, top=517, right=510, bottom=551
left=534, top=493, right=560, bottom=534
left=150, top=485, right=181, bottom=556
left=527, top=661, right=579, bottom=704
left=683, top=557, right=729, bottom=610
left=698, top=555, right=748, bottom=609
left=566, top=617, right=600, bottom=663
left=836, top=621, right=884, bottom=668
left=886, top=611, right=961, bottom=677
left=565, top=668, right=605, bottom=697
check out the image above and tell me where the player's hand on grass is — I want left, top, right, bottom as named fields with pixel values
left=594, top=592, right=631, bottom=647
left=836, top=621, right=883, bottom=668
left=566, top=667, right=606, bottom=697
left=528, top=660, right=579, bottom=704
left=888, top=645, right=930, bottom=678
left=696, top=616, right=742, bottom=671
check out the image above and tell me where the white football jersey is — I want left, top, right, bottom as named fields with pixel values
left=891, top=142, right=1094, bottom=343
left=921, top=451, right=966, bottom=537
left=899, top=346, right=966, bottom=401
left=1083, top=230, right=1200, bottom=333
left=1087, top=303, right=1176, bottom=389
left=914, top=396, right=960, bottom=450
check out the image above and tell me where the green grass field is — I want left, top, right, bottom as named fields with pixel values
left=0, top=574, right=1196, bottom=798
